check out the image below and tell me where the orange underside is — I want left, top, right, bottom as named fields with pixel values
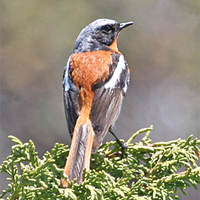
left=70, top=51, right=112, bottom=91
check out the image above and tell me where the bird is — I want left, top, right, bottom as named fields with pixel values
left=62, top=18, right=133, bottom=187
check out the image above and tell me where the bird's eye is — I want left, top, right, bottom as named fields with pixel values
left=102, top=25, right=113, bottom=33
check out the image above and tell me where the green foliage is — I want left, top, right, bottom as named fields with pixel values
left=1, top=126, right=200, bottom=200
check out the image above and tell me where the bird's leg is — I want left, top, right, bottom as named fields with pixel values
left=109, top=127, right=128, bottom=158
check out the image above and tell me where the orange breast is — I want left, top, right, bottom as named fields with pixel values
left=70, top=51, right=112, bottom=91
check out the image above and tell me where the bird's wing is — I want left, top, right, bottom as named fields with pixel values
left=91, top=53, right=130, bottom=152
left=63, top=56, right=80, bottom=137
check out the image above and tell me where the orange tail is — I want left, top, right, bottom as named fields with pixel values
left=62, top=119, right=94, bottom=187
left=62, top=120, right=94, bottom=187
left=62, top=89, right=95, bottom=187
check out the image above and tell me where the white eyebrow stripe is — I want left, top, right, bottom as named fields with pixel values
left=104, top=55, right=126, bottom=89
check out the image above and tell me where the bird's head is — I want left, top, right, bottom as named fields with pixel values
left=73, top=19, right=133, bottom=53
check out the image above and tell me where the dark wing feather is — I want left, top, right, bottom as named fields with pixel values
left=63, top=56, right=80, bottom=137
left=91, top=87, right=123, bottom=152
left=91, top=53, right=130, bottom=152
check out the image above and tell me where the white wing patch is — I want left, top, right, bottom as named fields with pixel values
left=104, top=55, right=126, bottom=89
left=63, top=55, right=72, bottom=91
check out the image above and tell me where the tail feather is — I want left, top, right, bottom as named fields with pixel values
left=62, top=121, right=94, bottom=186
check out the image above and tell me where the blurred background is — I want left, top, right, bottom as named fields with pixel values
left=0, top=0, right=199, bottom=199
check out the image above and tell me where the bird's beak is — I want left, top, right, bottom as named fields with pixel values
left=119, top=21, right=134, bottom=31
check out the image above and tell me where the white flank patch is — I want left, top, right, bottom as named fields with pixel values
left=63, top=56, right=72, bottom=91
left=104, top=55, right=125, bottom=89
left=123, top=82, right=128, bottom=93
